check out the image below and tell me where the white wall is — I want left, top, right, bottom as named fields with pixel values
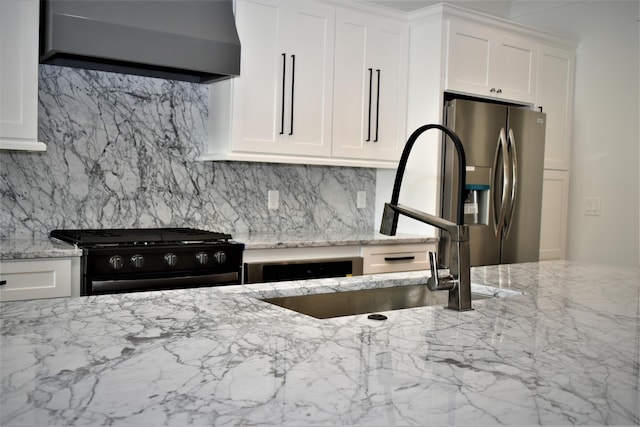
left=511, top=1, right=640, bottom=268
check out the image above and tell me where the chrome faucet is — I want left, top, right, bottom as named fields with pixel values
left=379, top=124, right=472, bottom=311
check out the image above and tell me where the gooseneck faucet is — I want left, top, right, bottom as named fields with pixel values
left=379, top=124, right=472, bottom=311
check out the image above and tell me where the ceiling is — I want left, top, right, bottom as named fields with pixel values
left=366, top=1, right=585, bottom=19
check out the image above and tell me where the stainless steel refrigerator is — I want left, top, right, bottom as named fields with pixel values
left=440, top=98, right=546, bottom=266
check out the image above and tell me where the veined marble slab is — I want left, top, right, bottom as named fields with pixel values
left=235, top=231, right=436, bottom=250
left=1, top=261, right=639, bottom=426
left=0, top=65, right=376, bottom=240
left=0, top=237, right=81, bottom=260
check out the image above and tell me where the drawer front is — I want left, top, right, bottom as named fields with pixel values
left=362, top=243, right=433, bottom=274
left=0, top=259, right=72, bottom=302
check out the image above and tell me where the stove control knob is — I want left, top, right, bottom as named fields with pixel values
left=164, top=253, right=178, bottom=267
left=109, top=255, right=124, bottom=270
left=195, top=252, right=209, bottom=265
left=213, top=251, right=227, bottom=264
left=131, top=254, right=145, bottom=269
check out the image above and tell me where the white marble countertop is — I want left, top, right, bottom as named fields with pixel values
left=233, top=231, right=435, bottom=250
left=0, top=238, right=83, bottom=260
left=1, top=260, right=639, bottom=426
left=0, top=231, right=432, bottom=259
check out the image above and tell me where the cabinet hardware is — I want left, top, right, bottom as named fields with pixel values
left=367, top=68, right=373, bottom=142
left=374, top=69, right=381, bottom=142
left=496, top=88, right=502, bottom=94
left=0, top=280, right=6, bottom=286
left=289, top=54, right=295, bottom=136
left=384, top=256, right=415, bottom=262
left=280, top=53, right=286, bottom=135
left=279, top=54, right=296, bottom=136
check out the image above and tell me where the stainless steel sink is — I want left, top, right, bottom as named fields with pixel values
left=261, top=284, right=514, bottom=319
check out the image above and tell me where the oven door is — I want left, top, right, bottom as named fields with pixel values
left=88, top=271, right=240, bottom=295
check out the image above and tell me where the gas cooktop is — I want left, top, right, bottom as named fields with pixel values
left=50, top=228, right=233, bottom=247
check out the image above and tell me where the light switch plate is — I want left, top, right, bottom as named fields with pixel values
left=584, top=197, right=601, bottom=216
left=268, top=190, right=279, bottom=210
left=357, top=191, right=367, bottom=209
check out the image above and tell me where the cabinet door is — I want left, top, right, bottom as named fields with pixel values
left=536, top=45, right=575, bottom=170
left=231, top=0, right=333, bottom=157
left=446, top=19, right=536, bottom=104
left=491, top=32, right=536, bottom=103
left=446, top=20, right=492, bottom=96
left=0, top=259, right=72, bottom=301
left=362, top=243, right=433, bottom=274
left=0, top=0, right=45, bottom=151
left=332, top=10, right=408, bottom=161
left=280, top=1, right=334, bottom=157
left=539, top=169, right=569, bottom=260
left=231, top=0, right=286, bottom=154
left=365, top=18, right=408, bottom=161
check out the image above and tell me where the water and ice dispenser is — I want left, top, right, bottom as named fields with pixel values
left=463, top=166, right=491, bottom=226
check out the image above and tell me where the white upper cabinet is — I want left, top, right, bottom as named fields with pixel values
left=535, top=44, right=575, bottom=170
left=332, top=8, right=408, bottom=162
left=445, top=19, right=537, bottom=104
left=0, top=0, right=46, bottom=151
left=206, top=0, right=409, bottom=168
left=208, top=0, right=334, bottom=161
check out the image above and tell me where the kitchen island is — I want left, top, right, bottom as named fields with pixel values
left=1, top=260, right=639, bottom=426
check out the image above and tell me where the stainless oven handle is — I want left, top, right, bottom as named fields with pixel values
left=90, top=272, right=239, bottom=294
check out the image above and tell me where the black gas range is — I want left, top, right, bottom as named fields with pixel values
left=50, top=228, right=244, bottom=296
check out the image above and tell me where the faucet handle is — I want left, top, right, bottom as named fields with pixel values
left=427, top=251, right=455, bottom=291
left=428, top=251, right=439, bottom=283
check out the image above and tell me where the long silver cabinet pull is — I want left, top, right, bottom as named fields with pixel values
left=503, top=128, right=518, bottom=239
left=367, top=68, right=373, bottom=142
left=280, top=53, right=286, bottom=135
left=289, top=54, right=295, bottom=135
left=374, top=69, right=381, bottom=142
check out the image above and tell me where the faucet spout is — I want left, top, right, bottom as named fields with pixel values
left=379, top=124, right=472, bottom=311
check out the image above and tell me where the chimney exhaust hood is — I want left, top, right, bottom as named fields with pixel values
left=40, top=0, right=241, bottom=83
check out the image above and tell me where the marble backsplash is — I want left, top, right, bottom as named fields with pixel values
left=0, top=65, right=375, bottom=240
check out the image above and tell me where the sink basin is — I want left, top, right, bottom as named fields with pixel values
left=261, top=284, right=521, bottom=319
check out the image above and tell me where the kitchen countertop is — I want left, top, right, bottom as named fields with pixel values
left=0, top=238, right=83, bottom=260
left=234, top=231, right=435, bottom=250
left=1, top=260, right=638, bottom=426
left=0, top=231, right=433, bottom=259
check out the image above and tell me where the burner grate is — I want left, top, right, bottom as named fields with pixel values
left=50, top=228, right=232, bottom=246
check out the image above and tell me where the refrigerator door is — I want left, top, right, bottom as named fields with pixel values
left=443, top=99, right=507, bottom=266
left=500, top=107, right=546, bottom=263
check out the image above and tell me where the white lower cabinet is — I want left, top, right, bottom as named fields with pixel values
left=243, top=242, right=434, bottom=280
left=0, top=258, right=80, bottom=302
left=539, top=170, right=569, bottom=260
left=362, top=243, right=434, bottom=274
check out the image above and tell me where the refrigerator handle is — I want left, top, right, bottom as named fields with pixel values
left=492, top=127, right=510, bottom=238
left=503, top=128, right=518, bottom=239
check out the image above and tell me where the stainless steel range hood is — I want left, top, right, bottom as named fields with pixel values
left=40, top=0, right=241, bottom=83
